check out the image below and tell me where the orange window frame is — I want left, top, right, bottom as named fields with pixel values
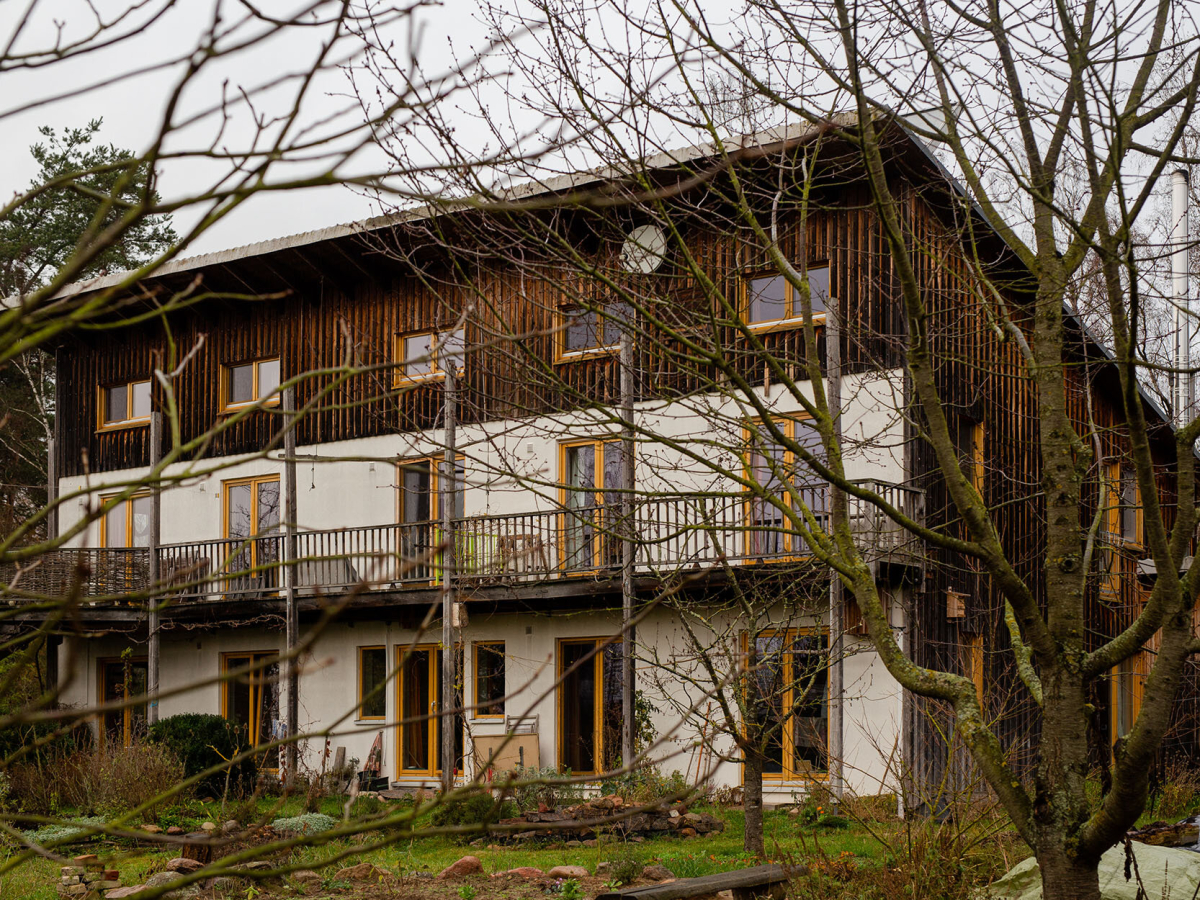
left=557, top=438, right=623, bottom=573
left=220, top=651, right=280, bottom=768
left=358, top=645, right=388, bottom=721
left=393, top=328, right=465, bottom=385
left=97, top=655, right=148, bottom=749
left=740, top=264, right=830, bottom=332
left=553, top=302, right=629, bottom=362
left=96, top=379, right=152, bottom=431
left=740, top=416, right=821, bottom=560
left=99, top=492, right=151, bottom=548
left=393, top=643, right=462, bottom=778
left=219, top=357, right=281, bottom=412
left=555, top=637, right=609, bottom=777
left=473, top=641, right=506, bottom=719
left=740, top=628, right=830, bottom=782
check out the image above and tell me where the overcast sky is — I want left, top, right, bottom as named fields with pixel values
left=0, top=1, right=500, bottom=258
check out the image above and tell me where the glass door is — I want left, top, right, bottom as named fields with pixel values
left=223, top=476, right=280, bottom=593
left=99, top=657, right=148, bottom=748
left=222, top=652, right=281, bottom=769
left=396, top=644, right=463, bottom=776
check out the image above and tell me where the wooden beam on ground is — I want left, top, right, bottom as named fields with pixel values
left=594, top=864, right=802, bottom=900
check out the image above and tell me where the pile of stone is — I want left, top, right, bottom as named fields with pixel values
left=498, top=796, right=725, bottom=843
left=58, top=855, right=118, bottom=898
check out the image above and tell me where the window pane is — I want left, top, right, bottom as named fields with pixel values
left=361, top=648, right=387, bottom=719
left=1121, top=470, right=1139, bottom=542
left=400, top=464, right=432, bottom=523
left=257, top=359, right=280, bottom=400
left=754, top=634, right=788, bottom=774
left=404, top=334, right=433, bottom=376
left=130, top=381, right=152, bottom=419
left=560, top=641, right=598, bottom=773
left=747, top=275, right=788, bottom=323
left=792, top=420, right=828, bottom=519
left=564, top=308, right=599, bottom=352
left=475, top=643, right=505, bottom=716
left=228, top=364, right=254, bottom=405
left=804, top=266, right=830, bottom=315
left=104, top=503, right=127, bottom=548
left=257, top=480, right=280, bottom=533
left=792, top=634, right=829, bottom=773
left=130, top=496, right=152, bottom=548
left=105, top=385, right=128, bottom=423
left=437, top=329, right=466, bottom=373
left=402, top=650, right=431, bottom=770
left=602, top=303, right=633, bottom=346
left=226, top=484, right=253, bottom=540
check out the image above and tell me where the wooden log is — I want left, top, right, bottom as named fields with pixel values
left=594, top=864, right=804, bottom=900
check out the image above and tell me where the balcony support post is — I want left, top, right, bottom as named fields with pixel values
left=827, top=295, right=845, bottom=805
left=283, top=387, right=299, bottom=786
left=620, top=330, right=636, bottom=770
left=147, top=411, right=162, bottom=726
left=441, top=365, right=457, bottom=794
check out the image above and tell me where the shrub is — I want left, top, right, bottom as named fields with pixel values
left=90, top=742, right=188, bottom=821
left=24, top=816, right=107, bottom=846
left=429, top=790, right=516, bottom=834
left=601, top=768, right=690, bottom=804
left=272, top=812, right=336, bottom=834
left=147, top=713, right=254, bottom=795
left=507, top=766, right=583, bottom=811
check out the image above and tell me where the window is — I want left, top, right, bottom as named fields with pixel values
left=98, top=380, right=151, bottom=428
left=396, top=457, right=465, bottom=582
left=559, top=440, right=624, bottom=571
left=474, top=642, right=505, bottom=718
left=395, top=644, right=463, bottom=776
left=223, top=475, right=280, bottom=592
left=98, top=656, right=148, bottom=748
left=101, top=493, right=152, bottom=548
left=396, top=328, right=465, bottom=382
left=557, top=638, right=624, bottom=775
left=222, top=358, right=280, bottom=409
left=746, top=629, right=829, bottom=779
left=743, top=265, right=829, bottom=328
left=222, top=652, right=281, bottom=769
left=743, top=417, right=827, bottom=558
left=1111, top=650, right=1149, bottom=753
left=1100, top=461, right=1125, bottom=598
left=557, top=301, right=632, bottom=359
left=358, top=646, right=387, bottom=720
left=1121, top=467, right=1143, bottom=547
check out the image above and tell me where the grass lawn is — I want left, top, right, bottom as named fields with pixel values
left=0, top=798, right=1016, bottom=900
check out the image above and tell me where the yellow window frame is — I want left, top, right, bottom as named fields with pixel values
left=97, top=379, right=152, bottom=431
left=357, top=645, right=388, bottom=721
left=99, top=491, right=151, bottom=548
left=394, top=643, right=461, bottom=777
left=740, top=627, right=830, bottom=782
left=97, top=655, right=148, bottom=750
left=555, top=636, right=610, bottom=778
left=220, top=650, right=280, bottom=768
left=740, top=416, right=821, bottom=560
left=393, top=328, right=465, bottom=385
left=740, top=264, right=830, bottom=332
left=557, top=438, right=623, bottom=573
left=219, top=357, right=281, bottom=412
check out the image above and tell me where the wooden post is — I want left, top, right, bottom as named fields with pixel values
left=46, top=437, right=57, bottom=542
left=620, top=330, right=636, bottom=769
left=441, top=365, right=457, bottom=793
left=827, top=296, right=845, bottom=805
left=283, top=387, right=299, bottom=785
left=147, top=412, right=162, bottom=725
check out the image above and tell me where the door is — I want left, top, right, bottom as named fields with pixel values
left=397, top=459, right=464, bottom=583
left=222, top=652, right=281, bottom=769
left=396, top=644, right=463, bottom=776
left=561, top=442, right=622, bottom=571
left=223, top=476, right=280, bottom=593
left=748, top=630, right=829, bottom=780
left=101, top=494, right=152, bottom=591
left=558, top=639, right=624, bottom=775
left=99, top=657, right=148, bottom=748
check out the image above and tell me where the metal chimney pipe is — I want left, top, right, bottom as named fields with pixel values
left=1172, top=168, right=1190, bottom=422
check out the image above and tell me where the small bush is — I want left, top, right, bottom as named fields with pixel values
left=607, top=847, right=642, bottom=885
left=24, top=816, right=107, bottom=846
left=429, top=790, right=516, bottom=833
left=272, top=812, right=336, bottom=834
left=348, top=794, right=386, bottom=819
left=91, top=742, right=188, bottom=821
left=507, top=766, right=584, bottom=811
left=147, top=713, right=254, bottom=796
left=601, top=768, right=690, bottom=804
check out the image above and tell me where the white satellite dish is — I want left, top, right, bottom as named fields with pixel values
left=620, top=224, right=667, bottom=274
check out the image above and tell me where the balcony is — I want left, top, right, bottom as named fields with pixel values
left=1, top=481, right=923, bottom=605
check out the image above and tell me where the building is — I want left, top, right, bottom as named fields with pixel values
left=6, top=118, right=1187, bottom=802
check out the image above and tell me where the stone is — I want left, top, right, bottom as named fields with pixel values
left=584, top=839, right=598, bottom=847
left=104, top=889, right=146, bottom=899
left=221, top=820, right=241, bottom=835
left=140, top=825, right=162, bottom=834
left=548, top=866, right=589, bottom=879
left=565, top=840, right=583, bottom=848
left=505, top=867, right=544, bottom=878
left=57, top=884, right=87, bottom=895
left=642, top=865, right=675, bottom=882
left=166, top=858, right=204, bottom=874
left=145, top=872, right=185, bottom=888
left=631, top=836, right=646, bottom=843
left=292, top=870, right=322, bottom=883
left=437, top=856, right=483, bottom=880
left=90, top=881, right=120, bottom=890
left=166, top=826, right=184, bottom=836
left=61, top=876, right=81, bottom=885
left=679, top=827, right=698, bottom=837
left=515, top=830, right=538, bottom=841
left=199, top=822, right=216, bottom=833
left=334, top=863, right=390, bottom=882
left=595, top=862, right=613, bottom=876
left=62, top=867, right=85, bottom=877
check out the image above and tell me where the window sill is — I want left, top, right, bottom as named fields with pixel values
left=219, top=399, right=281, bottom=415
left=354, top=717, right=387, bottom=726
left=554, top=346, right=619, bottom=364
left=96, top=418, right=151, bottom=434
left=471, top=713, right=506, bottom=721
left=744, top=317, right=826, bottom=335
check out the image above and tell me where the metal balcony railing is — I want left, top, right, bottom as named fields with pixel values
left=1, top=481, right=924, bottom=602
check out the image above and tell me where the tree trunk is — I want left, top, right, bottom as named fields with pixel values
left=743, top=746, right=765, bottom=857
left=1037, top=842, right=1101, bottom=900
